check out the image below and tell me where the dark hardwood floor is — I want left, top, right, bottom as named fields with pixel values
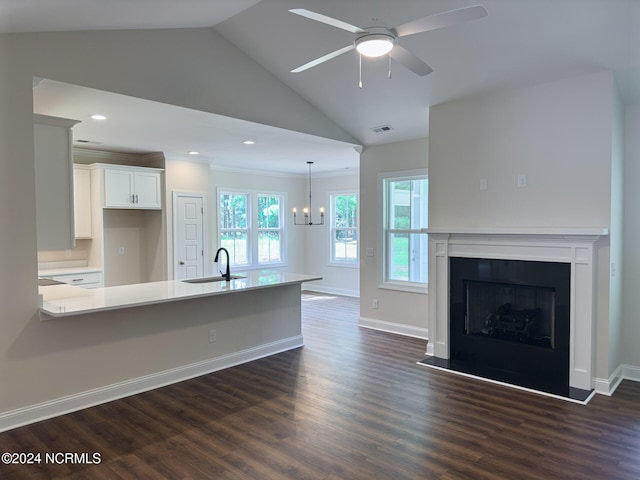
left=1, top=292, right=640, bottom=479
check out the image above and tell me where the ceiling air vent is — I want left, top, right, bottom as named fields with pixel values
left=370, top=124, right=393, bottom=134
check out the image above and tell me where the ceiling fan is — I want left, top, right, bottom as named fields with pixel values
left=289, top=5, right=487, bottom=82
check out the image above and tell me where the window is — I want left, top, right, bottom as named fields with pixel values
left=219, top=192, right=249, bottom=265
left=381, top=171, right=428, bottom=292
left=257, top=194, right=283, bottom=264
left=329, top=192, right=358, bottom=266
left=219, top=190, right=285, bottom=268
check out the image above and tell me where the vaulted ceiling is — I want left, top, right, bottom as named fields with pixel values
left=7, top=0, right=640, bottom=172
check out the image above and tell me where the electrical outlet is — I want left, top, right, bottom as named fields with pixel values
left=118, top=247, right=125, bottom=255
left=372, top=299, right=379, bottom=309
left=209, top=328, right=217, bottom=343
left=517, top=174, right=527, bottom=188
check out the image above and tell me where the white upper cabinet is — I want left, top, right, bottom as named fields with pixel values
left=103, top=166, right=163, bottom=209
left=73, top=166, right=92, bottom=238
left=34, top=114, right=81, bottom=251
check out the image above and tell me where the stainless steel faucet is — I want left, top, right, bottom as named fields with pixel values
left=214, top=247, right=231, bottom=281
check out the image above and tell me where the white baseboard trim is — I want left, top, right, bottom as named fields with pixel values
left=359, top=316, right=428, bottom=340
left=593, top=364, right=624, bottom=396
left=622, top=364, right=640, bottom=382
left=303, top=285, right=359, bottom=298
left=0, top=335, right=304, bottom=433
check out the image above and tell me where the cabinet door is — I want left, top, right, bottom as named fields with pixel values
left=104, top=169, right=134, bottom=208
left=134, top=171, right=162, bottom=209
left=34, top=114, right=80, bottom=250
left=73, top=168, right=92, bottom=238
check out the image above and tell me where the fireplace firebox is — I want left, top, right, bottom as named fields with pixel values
left=449, top=257, right=571, bottom=396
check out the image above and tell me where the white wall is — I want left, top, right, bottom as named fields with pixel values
left=165, top=158, right=212, bottom=279
left=304, top=173, right=360, bottom=297
left=608, top=88, right=625, bottom=375
left=359, top=138, right=429, bottom=339
left=622, top=103, right=640, bottom=368
left=428, top=71, right=619, bottom=381
left=0, top=27, right=354, bottom=416
left=210, top=167, right=307, bottom=276
left=429, top=71, right=614, bottom=230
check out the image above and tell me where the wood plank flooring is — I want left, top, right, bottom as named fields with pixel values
left=1, top=292, right=640, bottom=479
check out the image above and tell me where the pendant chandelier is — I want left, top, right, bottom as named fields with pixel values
left=293, top=161, right=324, bottom=226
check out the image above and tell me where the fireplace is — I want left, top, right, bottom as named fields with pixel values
left=449, top=257, right=570, bottom=396
left=423, top=228, right=607, bottom=401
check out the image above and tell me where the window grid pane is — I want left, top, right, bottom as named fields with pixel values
left=258, top=195, right=280, bottom=229
left=334, top=228, right=358, bottom=261
left=220, top=231, right=248, bottom=265
left=220, top=194, right=247, bottom=229
left=258, top=231, right=282, bottom=263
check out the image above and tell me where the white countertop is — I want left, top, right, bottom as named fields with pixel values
left=39, top=271, right=322, bottom=318
left=39, top=266, right=103, bottom=276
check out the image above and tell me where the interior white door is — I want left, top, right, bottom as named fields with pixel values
left=175, top=194, right=204, bottom=280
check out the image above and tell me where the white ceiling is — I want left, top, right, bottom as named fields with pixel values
left=12, top=0, right=640, bottom=173
left=0, top=0, right=261, bottom=33
left=32, top=79, right=360, bottom=175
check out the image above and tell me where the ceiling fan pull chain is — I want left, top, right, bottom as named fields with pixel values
left=388, top=55, right=392, bottom=79
left=358, top=53, right=363, bottom=88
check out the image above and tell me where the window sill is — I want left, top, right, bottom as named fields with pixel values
left=327, top=261, right=359, bottom=269
left=378, top=282, right=428, bottom=295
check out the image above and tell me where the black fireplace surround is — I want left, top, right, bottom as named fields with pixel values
left=449, top=257, right=571, bottom=396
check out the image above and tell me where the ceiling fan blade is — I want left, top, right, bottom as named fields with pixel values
left=291, top=45, right=355, bottom=73
left=289, top=8, right=366, bottom=34
left=393, top=5, right=488, bottom=37
left=389, top=45, right=433, bottom=76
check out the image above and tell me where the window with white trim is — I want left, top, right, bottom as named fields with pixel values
left=219, top=190, right=285, bottom=268
left=329, top=192, right=358, bottom=266
left=381, top=172, right=428, bottom=291
left=257, top=194, right=283, bottom=264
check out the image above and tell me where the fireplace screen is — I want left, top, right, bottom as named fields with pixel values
left=464, top=280, right=555, bottom=349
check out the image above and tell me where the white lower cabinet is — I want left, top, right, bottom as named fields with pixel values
left=44, top=271, right=104, bottom=289
left=103, top=166, right=162, bottom=209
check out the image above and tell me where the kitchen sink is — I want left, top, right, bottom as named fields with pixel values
left=182, top=275, right=245, bottom=284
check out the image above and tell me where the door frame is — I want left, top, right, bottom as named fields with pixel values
left=172, top=191, right=209, bottom=280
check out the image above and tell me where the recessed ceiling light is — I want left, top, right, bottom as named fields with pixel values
left=188, top=151, right=199, bottom=155
left=90, top=114, right=107, bottom=121
left=242, top=140, right=255, bottom=145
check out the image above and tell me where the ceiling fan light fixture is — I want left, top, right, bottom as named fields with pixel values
left=355, top=34, right=394, bottom=57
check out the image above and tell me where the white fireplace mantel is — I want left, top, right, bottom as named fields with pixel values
left=426, top=227, right=608, bottom=391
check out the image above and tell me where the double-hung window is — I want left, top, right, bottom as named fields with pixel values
left=381, top=170, right=428, bottom=292
left=257, top=194, right=283, bottom=264
left=219, top=190, right=285, bottom=268
left=329, top=192, right=358, bottom=266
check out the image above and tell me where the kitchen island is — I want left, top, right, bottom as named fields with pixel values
left=19, top=271, right=321, bottom=428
